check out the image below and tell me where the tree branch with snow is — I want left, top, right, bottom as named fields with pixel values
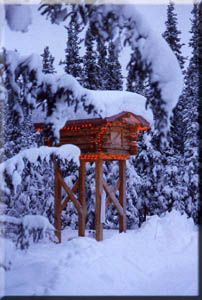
left=39, top=3, right=183, bottom=145
left=3, top=2, right=183, bottom=146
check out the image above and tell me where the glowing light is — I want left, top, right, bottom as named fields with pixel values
left=35, top=112, right=150, bottom=158
left=80, top=152, right=129, bottom=161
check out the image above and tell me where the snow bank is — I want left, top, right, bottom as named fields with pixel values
left=0, top=237, right=14, bottom=295
left=0, top=214, right=54, bottom=232
left=1, top=210, right=198, bottom=296
left=22, top=215, right=55, bottom=233
left=0, top=215, right=21, bottom=226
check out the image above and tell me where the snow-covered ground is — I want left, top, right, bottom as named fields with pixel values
left=1, top=210, right=198, bottom=296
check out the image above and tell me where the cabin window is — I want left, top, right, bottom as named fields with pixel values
left=111, top=129, right=121, bottom=145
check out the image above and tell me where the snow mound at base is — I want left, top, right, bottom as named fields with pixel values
left=1, top=209, right=198, bottom=297
left=141, top=210, right=197, bottom=254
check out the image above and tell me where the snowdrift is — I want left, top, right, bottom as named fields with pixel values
left=1, top=210, right=198, bottom=296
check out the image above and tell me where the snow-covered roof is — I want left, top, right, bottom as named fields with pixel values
left=32, top=76, right=153, bottom=141
left=87, top=89, right=153, bottom=124
left=32, top=86, right=153, bottom=128
left=63, top=111, right=150, bottom=128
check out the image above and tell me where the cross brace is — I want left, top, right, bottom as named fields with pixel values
left=54, top=158, right=126, bottom=242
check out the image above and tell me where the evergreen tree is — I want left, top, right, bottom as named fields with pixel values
left=199, top=1, right=202, bottom=224
left=106, top=40, right=123, bottom=90
left=126, top=48, right=147, bottom=95
left=40, top=46, right=56, bottom=115
left=96, top=39, right=109, bottom=90
left=162, top=0, right=186, bottom=72
left=83, top=23, right=99, bottom=89
left=133, top=131, right=166, bottom=219
left=162, top=1, right=186, bottom=155
left=3, top=50, right=39, bottom=160
left=41, top=46, right=56, bottom=74
left=182, top=2, right=200, bottom=223
left=60, top=17, right=83, bottom=81
left=0, top=60, right=5, bottom=163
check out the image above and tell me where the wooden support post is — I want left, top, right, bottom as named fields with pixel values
left=119, top=160, right=126, bottom=233
left=54, top=161, right=62, bottom=243
left=78, top=160, right=86, bottom=237
left=95, top=159, right=103, bottom=241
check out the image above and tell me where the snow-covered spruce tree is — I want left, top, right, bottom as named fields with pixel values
left=85, top=162, right=96, bottom=229
left=82, top=22, right=99, bottom=89
left=1, top=145, right=79, bottom=239
left=39, top=46, right=57, bottom=125
left=162, top=0, right=186, bottom=72
left=0, top=56, right=5, bottom=163
left=132, top=130, right=167, bottom=219
left=126, top=48, right=147, bottom=95
left=132, top=71, right=171, bottom=219
left=162, top=1, right=186, bottom=155
left=96, top=38, right=109, bottom=90
left=126, top=49, right=158, bottom=224
left=4, top=156, right=55, bottom=222
left=141, top=0, right=196, bottom=223
left=199, top=1, right=202, bottom=224
left=1, top=50, right=103, bottom=233
left=60, top=16, right=84, bottom=81
left=41, top=46, right=56, bottom=74
left=1, top=51, right=52, bottom=223
left=181, top=2, right=200, bottom=224
left=106, top=40, right=123, bottom=90
left=0, top=99, right=4, bottom=163
left=3, top=50, right=39, bottom=160
left=125, top=156, right=146, bottom=228
left=138, top=96, right=190, bottom=220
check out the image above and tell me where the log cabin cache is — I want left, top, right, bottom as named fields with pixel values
left=34, top=111, right=150, bottom=242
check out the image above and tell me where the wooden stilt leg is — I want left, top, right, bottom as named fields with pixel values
left=54, top=161, right=62, bottom=243
left=95, top=159, right=103, bottom=241
left=78, top=160, right=86, bottom=236
left=119, top=160, right=126, bottom=233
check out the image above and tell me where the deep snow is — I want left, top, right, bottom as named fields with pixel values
left=0, top=210, right=198, bottom=296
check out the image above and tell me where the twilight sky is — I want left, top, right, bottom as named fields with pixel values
left=2, top=1, right=193, bottom=76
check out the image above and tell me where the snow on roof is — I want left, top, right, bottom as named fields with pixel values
left=87, top=89, right=153, bottom=124
left=33, top=84, right=153, bottom=138
left=31, top=71, right=153, bottom=140
left=63, top=111, right=149, bottom=128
